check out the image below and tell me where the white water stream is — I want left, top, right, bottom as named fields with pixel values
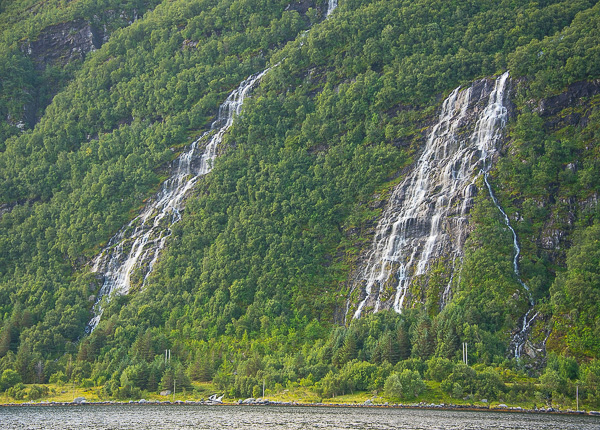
left=326, top=0, right=338, bottom=16
left=484, top=171, right=537, bottom=358
left=87, top=0, right=339, bottom=332
left=350, top=71, right=535, bottom=357
left=473, top=75, right=538, bottom=358
left=352, top=72, right=511, bottom=319
left=87, top=70, right=269, bottom=331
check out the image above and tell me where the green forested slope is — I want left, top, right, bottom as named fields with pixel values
left=0, top=0, right=316, bottom=359
left=1, top=0, right=600, bottom=406
left=0, top=0, right=163, bottom=144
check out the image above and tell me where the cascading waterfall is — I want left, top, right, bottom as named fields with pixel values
left=470, top=75, right=538, bottom=358
left=326, top=0, right=338, bottom=15
left=87, top=0, right=342, bottom=332
left=475, top=73, right=537, bottom=358
left=87, top=69, right=269, bottom=332
left=351, top=72, right=511, bottom=319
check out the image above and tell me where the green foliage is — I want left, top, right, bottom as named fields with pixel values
left=581, top=359, right=600, bottom=405
left=27, top=384, right=48, bottom=400
left=551, top=223, right=600, bottom=358
left=49, top=371, right=67, bottom=385
left=475, top=368, right=506, bottom=401
left=0, top=368, right=21, bottom=391
left=384, top=369, right=426, bottom=399
left=5, top=382, right=26, bottom=400
left=508, top=2, right=600, bottom=97
left=0, top=0, right=163, bottom=142
left=0, top=0, right=599, bottom=405
left=340, top=360, right=377, bottom=391
left=454, top=188, right=522, bottom=334
left=425, top=357, right=455, bottom=382
left=0, top=0, right=316, bottom=365
left=441, top=363, right=477, bottom=398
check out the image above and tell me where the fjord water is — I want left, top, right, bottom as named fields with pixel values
left=2, top=405, right=599, bottom=429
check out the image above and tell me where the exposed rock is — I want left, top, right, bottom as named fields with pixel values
left=536, top=80, right=600, bottom=118
left=347, top=73, right=513, bottom=318
left=285, top=0, right=315, bottom=14
left=580, top=193, right=599, bottom=213
left=182, top=39, right=199, bottom=50
left=21, top=19, right=104, bottom=70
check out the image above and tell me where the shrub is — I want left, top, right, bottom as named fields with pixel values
left=384, top=369, right=426, bottom=399
left=475, top=368, right=506, bottom=400
left=441, top=364, right=477, bottom=397
left=426, top=357, right=455, bottom=382
left=49, top=371, right=67, bottom=385
left=6, top=382, right=26, bottom=400
left=0, top=369, right=22, bottom=391
left=28, top=385, right=49, bottom=400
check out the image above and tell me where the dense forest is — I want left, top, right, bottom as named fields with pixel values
left=1, top=0, right=600, bottom=407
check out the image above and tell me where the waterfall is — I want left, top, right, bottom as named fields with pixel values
left=87, top=0, right=343, bottom=332
left=351, top=72, right=510, bottom=319
left=87, top=69, right=269, bottom=332
left=326, top=0, right=338, bottom=16
left=462, top=73, right=537, bottom=358
left=484, top=163, right=537, bottom=358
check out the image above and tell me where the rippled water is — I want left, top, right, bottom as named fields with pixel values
left=1, top=405, right=599, bottom=429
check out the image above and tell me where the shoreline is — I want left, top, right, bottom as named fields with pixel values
left=1, top=400, right=598, bottom=416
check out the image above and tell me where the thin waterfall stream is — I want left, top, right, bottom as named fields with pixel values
left=87, top=0, right=339, bottom=332
left=326, top=0, right=338, bottom=16
left=484, top=172, right=537, bottom=358
left=87, top=70, right=269, bottom=332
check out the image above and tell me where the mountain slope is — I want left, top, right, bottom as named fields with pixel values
left=1, top=0, right=600, bottom=404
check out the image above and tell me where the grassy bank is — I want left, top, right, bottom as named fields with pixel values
left=2, top=380, right=590, bottom=413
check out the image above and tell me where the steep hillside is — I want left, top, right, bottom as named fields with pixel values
left=0, top=0, right=162, bottom=144
left=1, top=0, right=600, bottom=405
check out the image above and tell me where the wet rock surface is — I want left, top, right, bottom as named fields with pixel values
left=348, top=73, right=512, bottom=318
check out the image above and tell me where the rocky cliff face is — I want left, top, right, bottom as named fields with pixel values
left=529, top=80, right=600, bottom=265
left=21, top=19, right=104, bottom=70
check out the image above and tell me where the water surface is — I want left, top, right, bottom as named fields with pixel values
left=1, top=405, right=599, bottom=429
